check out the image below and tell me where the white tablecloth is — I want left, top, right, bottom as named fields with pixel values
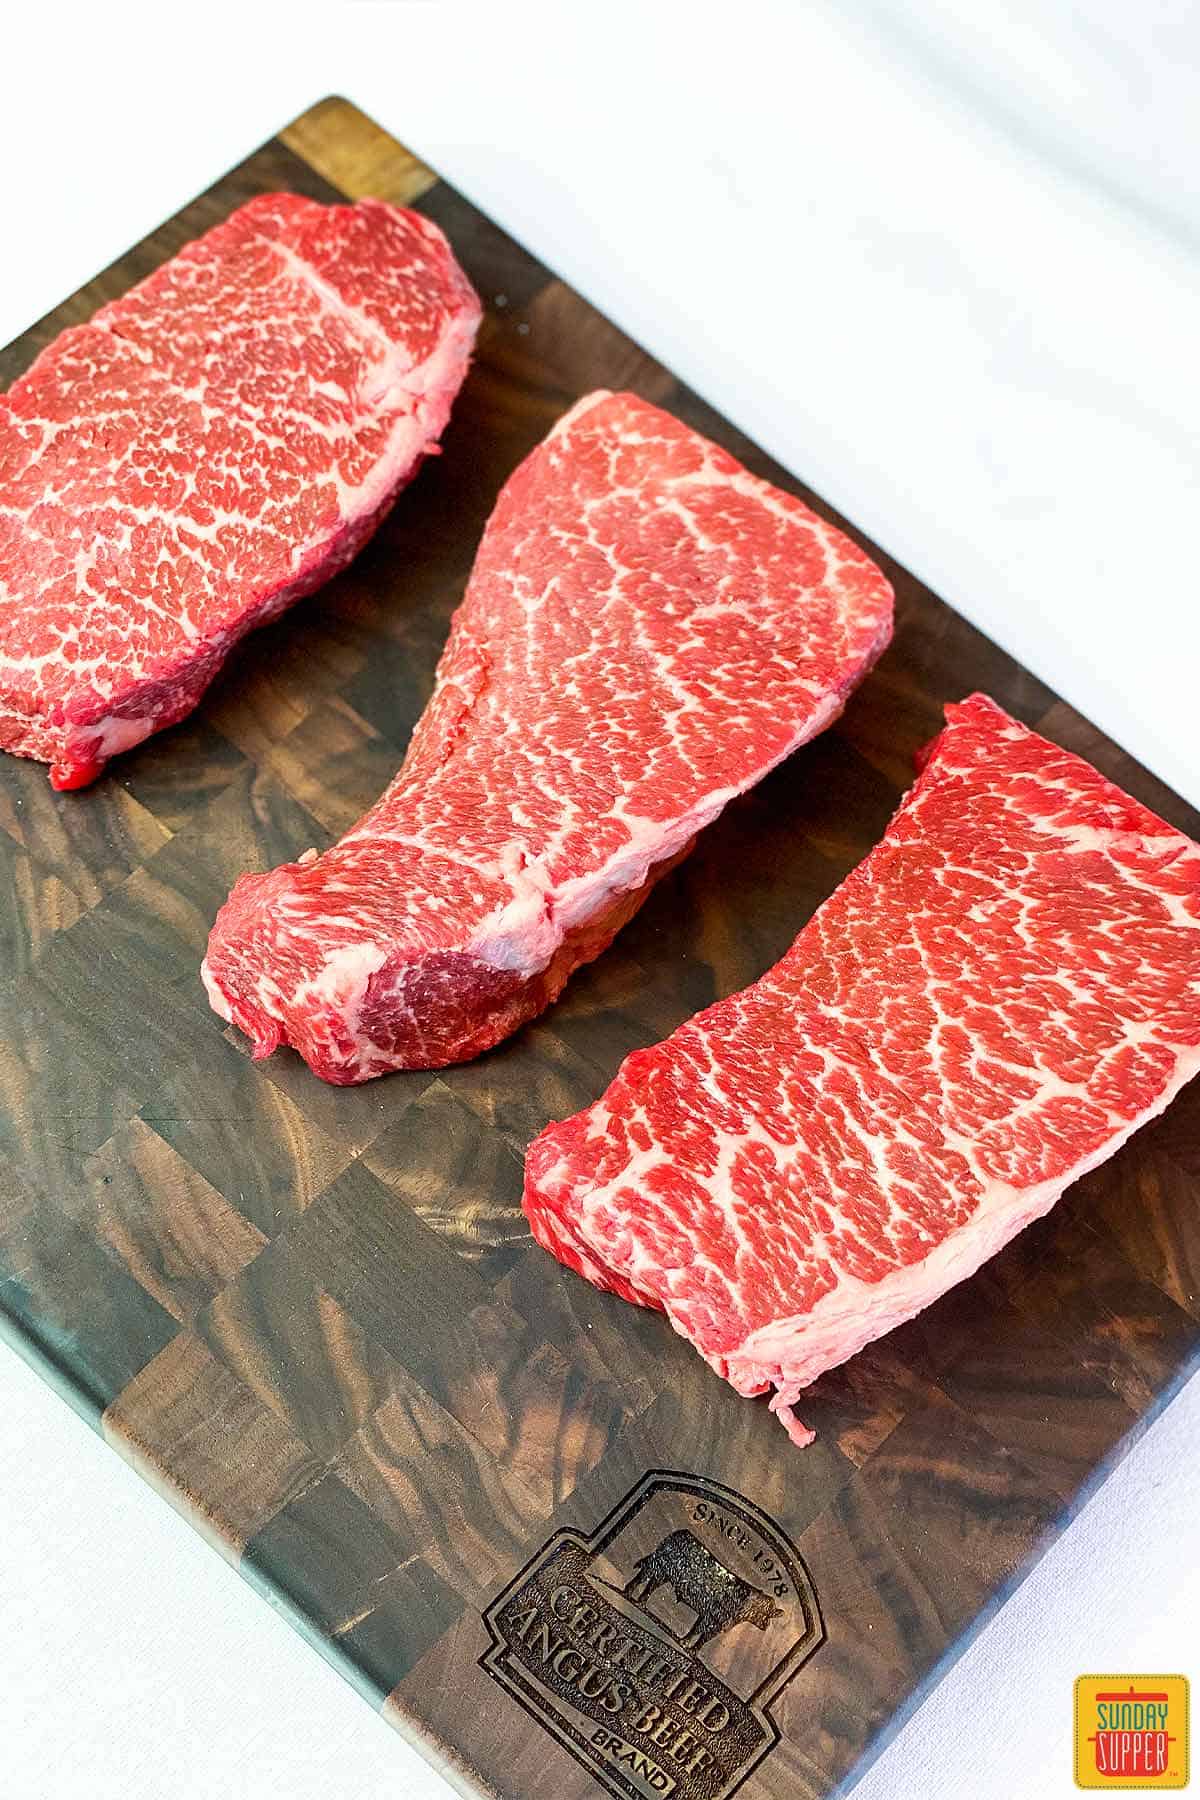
left=2, top=5, right=1196, bottom=1796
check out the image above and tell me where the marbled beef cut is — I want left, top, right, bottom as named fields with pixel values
left=0, top=194, right=480, bottom=788
left=202, top=390, right=893, bottom=1079
left=524, top=695, right=1200, bottom=1445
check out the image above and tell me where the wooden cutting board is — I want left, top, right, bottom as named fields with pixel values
left=1, top=98, right=1197, bottom=1800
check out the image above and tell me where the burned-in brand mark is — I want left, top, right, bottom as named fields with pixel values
left=480, top=1470, right=824, bottom=1799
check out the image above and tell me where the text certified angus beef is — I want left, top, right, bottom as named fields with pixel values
left=525, top=696, right=1200, bottom=1445
left=0, top=194, right=480, bottom=788
left=203, top=391, right=893, bottom=1079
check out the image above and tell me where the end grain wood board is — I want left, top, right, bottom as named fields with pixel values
left=1, top=98, right=1197, bottom=1800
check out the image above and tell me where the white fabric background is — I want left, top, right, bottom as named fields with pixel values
left=1, top=3, right=1196, bottom=1796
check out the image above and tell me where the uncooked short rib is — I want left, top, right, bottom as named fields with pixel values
left=202, top=390, right=893, bottom=1079
left=0, top=194, right=480, bottom=788
left=524, top=694, right=1200, bottom=1445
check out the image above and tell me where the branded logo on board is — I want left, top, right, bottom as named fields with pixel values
left=1074, top=1676, right=1190, bottom=1789
left=480, top=1470, right=824, bottom=1799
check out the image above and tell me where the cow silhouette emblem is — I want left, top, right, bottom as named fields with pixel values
left=623, top=1527, right=782, bottom=1651
left=481, top=1470, right=825, bottom=1800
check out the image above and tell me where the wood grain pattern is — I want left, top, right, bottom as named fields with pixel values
left=280, top=95, right=438, bottom=207
left=1, top=97, right=1198, bottom=1800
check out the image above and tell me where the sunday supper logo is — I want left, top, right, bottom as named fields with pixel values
left=1074, top=1676, right=1190, bottom=1789
left=480, top=1470, right=824, bottom=1800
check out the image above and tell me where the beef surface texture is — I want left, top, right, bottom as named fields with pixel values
left=203, top=390, right=893, bottom=1079
left=524, top=695, right=1200, bottom=1445
left=0, top=194, right=480, bottom=788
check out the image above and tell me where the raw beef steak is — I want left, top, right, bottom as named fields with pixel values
left=202, top=390, right=894, bottom=1080
left=0, top=193, right=480, bottom=788
left=524, top=694, right=1200, bottom=1446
